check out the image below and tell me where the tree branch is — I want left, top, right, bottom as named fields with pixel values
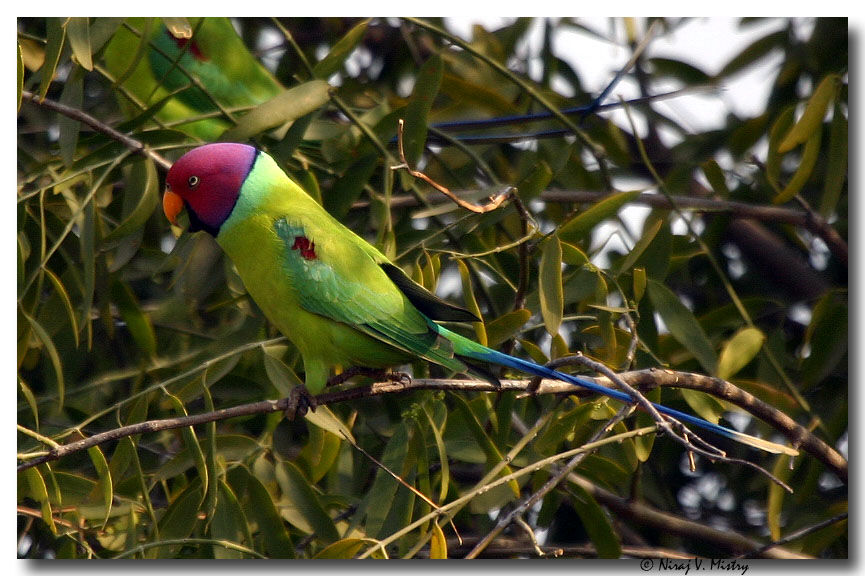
left=20, top=90, right=172, bottom=171
left=18, top=369, right=845, bottom=483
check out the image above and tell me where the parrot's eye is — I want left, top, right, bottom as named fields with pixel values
left=188, top=175, right=200, bottom=188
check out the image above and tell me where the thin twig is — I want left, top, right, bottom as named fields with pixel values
left=736, top=512, right=847, bottom=559
left=392, top=119, right=511, bottom=213
left=21, top=90, right=172, bottom=171
left=466, top=405, right=633, bottom=558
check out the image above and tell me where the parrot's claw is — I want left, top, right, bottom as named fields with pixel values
left=283, top=385, right=317, bottom=420
left=327, top=366, right=411, bottom=386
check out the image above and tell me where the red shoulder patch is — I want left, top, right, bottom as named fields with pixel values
left=291, top=236, right=317, bottom=260
left=172, top=36, right=208, bottom=61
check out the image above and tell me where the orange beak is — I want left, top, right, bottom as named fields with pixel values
left=163, top=188, right=184, bottom=226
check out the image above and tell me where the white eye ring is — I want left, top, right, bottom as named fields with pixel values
left=188, top=175, right=200, bottom=188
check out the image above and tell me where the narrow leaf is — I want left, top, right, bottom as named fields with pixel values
left=111, top=280, right=157, bottom=359
left=457, top=260, right=486, bottom=346
left=774, top=128, right=822, bottom=204
left=87, top=445, right=113, bottom=528
left=276, top=461, right=340, bottom=543
left=66, top=17, right=92, bottom=70
left=717, top=326, right=766, bottom=380
left=25, top=467, right=57, bottom=534
left=646, top=280, right=717, bottom=373
left=39, top=18, right=66, bottom=100
left=17, top=42, right=24, bottom=112
left=568, top=481, right=621, bottom=558
left=539, top=236, right=563, bottom=336
left=221, top=80, right=331, bottom=141
left=820, top=103, right=847, bottom=217
left=766, top=106, right=796, bottom=192
left=403, top=53, right=443, bottom=165
left=485, top=309, right=531, bottom=348
left=304, top=404, right=355, bottom=444
left=778, top=74, right=839, bottom=153
left=20, top=309, right=65, bottom=411
left=313, top=19, right=370, bottom=79
left=429, top=522, right=448, bottom=559
left=557, top=190, right=641, bottom=245
left=614, top=217, right=663, bottom=278
left=103, top=158, right=159, bottom=245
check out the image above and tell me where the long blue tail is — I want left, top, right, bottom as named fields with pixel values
left=436, top=325, right=797, bottom=456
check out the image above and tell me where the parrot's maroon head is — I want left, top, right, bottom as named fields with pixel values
left=163, top=143, right=258, bottom=236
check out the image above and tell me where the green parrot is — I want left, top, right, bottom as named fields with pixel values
left=104, top=17, right=282, bottom=140
left=162, top=143, right=797, bottom=456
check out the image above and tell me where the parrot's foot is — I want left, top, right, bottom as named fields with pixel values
left=327, top=367, right=411, bottom=386
left=283, top=385, right=317, bottom=420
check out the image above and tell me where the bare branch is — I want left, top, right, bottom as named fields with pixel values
left=391, top=119, right=511, bottom=213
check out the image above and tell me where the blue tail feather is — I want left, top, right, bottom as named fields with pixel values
left=436, top=325, right=797, bottom=456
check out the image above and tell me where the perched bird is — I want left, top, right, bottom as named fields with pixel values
left=163, top=143, right=797, bottom=456
left=104, top=18, right=282, bottom=140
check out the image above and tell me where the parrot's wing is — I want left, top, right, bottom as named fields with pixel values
left=274, top=218, right=467, bottom=373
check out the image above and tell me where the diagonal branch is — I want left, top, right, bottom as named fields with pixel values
left=20, top=90, right=172, bottom=171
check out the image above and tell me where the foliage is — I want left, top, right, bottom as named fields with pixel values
left=17, top=17, right=847, bottom=559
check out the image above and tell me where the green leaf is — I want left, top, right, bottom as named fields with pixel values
left=649, top=56, right=710, bottom=84
left=679, top=388, right=725, bottom=425
left=230, top=467, right=294, bottom=558
left=58, top=66, right=83, bottom=165
left=717, top=29, right=786, bottom=79
left=111, top=279, right=157, bottom=359
left=87, top=445, right=113, bottom=528
left=568, top=481, right=621, bottom=558
left=646, top=279, right=717, bottom=373
left=515, top=161, right=553, bottom=202
left=43, top=268, right=79, bottom=348
left=613, top=217, right=663, bottom=278
left=156, top=479, right=203, bottom=558
left=820, top=103, right=847, bottom=217
left=165, top=393, right=208, bottom=505
left=717, top=326, right=766, bottom=380
left=304, top=404, right=355, bottom=444
left=39, top=18, right=66, bottom=100
left=275, top=461, right=340, bottom=543
left=403, top=53, right=443, bottom=165
left=778, top=74, right=839, bottom=153
left=801, top=291, right=848, bottom=387
left=103, top=158, right=159, bottom=246
left=65, top=17, right=92, bottom=70
left=701, top=160, right=730, bottom=197
left=485, top=308, right=531, bottom=348
left=774, top=127, right=821, bottom=204
left=539, top=236, right=563, bottom=336
left=220, top=79, right=331, bottom=141
left=24, top=466, right=57, bottom=534
left=457, top=260, right=487, bottom=346
left=767, top=453, right=796, bottom=541
left=324, top=153, right=378, bottom=220
left=19, top=308, right=65, bottom=411
left=361, top=422, right=411, bottom=538
left=313, top=19, right=370, bottom=79
left=766, top=106, right=796, bottom=192
left=557, top=190, right=641, bottom=245
left=262, top=348, right=303, bottom=397
left=314, top=538, right=385, bottom=559
left=211, top=481, right=249, bottom=559
left=17, top=42, right=24, bottom=112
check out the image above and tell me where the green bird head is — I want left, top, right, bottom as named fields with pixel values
left=163, top=143, right=258, bottom=236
